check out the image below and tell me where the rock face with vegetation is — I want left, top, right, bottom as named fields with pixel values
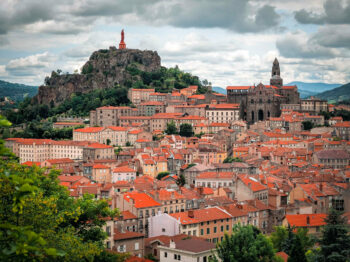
left=35, top=47, right=161, bottom=105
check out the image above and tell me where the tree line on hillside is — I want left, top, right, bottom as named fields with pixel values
left=3, top=65, right=208, bottom=126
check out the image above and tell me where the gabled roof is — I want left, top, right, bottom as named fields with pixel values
left=285, top=213, right=327, bottom=227
left=124, top=192, right=161, bottom=208
left=238, top=175, right=267, bottom=192
left=113, top=166, right=136, bottom=173
left=170, top=207, right=231, bottom=225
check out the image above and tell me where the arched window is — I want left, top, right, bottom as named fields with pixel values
left=251, top=99, right=254, bottom=104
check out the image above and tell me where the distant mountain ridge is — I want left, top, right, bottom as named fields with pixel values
left=212, top=86, right=226, bottom=94
left=313, top=83, right=350, bottom=103
left=286, top=81, right=342, bottom=93
left=0, top=80, right=38, bottom=101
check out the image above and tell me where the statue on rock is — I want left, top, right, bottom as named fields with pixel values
left=119, top=29, right=126, bottom=49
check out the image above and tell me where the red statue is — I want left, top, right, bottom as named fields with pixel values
left=119, top=29, right=126, bottom=49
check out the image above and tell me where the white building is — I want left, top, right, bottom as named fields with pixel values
left=148, top=211, right=180, bottom=238
left=158, top=238, right=216, bottom=262
left=112, top=166, right=137, bottom=182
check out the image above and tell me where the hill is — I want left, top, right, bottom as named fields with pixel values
left=0, top=80, right=37, bottom=101
left=5, top=47, right=204, bottom=124
left=314, top=83, right=350, bottom=103
left=287, top=81, right=341, bottom=94
left=212, top=86, right=226, bottom=95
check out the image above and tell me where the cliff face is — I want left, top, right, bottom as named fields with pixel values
left=35, top=47, right=161, bottom=105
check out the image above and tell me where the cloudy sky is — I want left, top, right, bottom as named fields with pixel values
left=0, top=0, right=349, bottom=87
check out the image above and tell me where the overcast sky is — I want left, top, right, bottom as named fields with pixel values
left=0, top=0, right=349, bottom=87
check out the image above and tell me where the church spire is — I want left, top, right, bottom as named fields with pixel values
left=119, top=29, right=126, bottom=49
left=270, top=57, right=283, bottom=87
left=271, top=57, right=280, bottom=77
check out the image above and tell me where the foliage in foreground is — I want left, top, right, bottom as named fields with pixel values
left=0, top=116, right=123, bottom=261
left=212, top=224, right=278, bottom=262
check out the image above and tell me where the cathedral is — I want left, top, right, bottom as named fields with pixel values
left=227, top=58, right=300, bottom=123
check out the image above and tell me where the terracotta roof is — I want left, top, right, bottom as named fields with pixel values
left=196, top=171, right=235, bottom=179
left=22, top=161, right=41, bottom=167
left=93, top=164, right=109, bottom=169
left=114, top=230, right=144, bottom=240
left=113, top=166, right=136, bottom=173
left=74, top=127, right=104, bottom=133
left=226, top=86, right=251, bottom=90
left=238, top=175, right=267, bottom=192
left=124, top=192, right=161, bottom=208
left=86, top=143, right=113, bottom=149
left=46, top=158, right=74, bottom=164
left=170, top=207, right=231, bottom=225
left=285, top=213, right=327, bottom=227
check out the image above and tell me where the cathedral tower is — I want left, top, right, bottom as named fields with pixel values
left=270, top=58, right=283, bottom=87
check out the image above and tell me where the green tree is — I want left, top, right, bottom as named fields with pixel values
left=302, top=121, right=314, bottom=130
left=165, top=120, right=178, bottom=135
left=320, top=209, right=350, bottom=262
left=0, top=116, right=122, bottom=261
left=270, top=226, right=288, bottom=252
left=176, top=174, right=186, bottom=187
left=223, top=157, right=243, bottom=163
left=156, top=172, right=170, bottom=180
left=212, top=224, right=277, bottom=262
left=179, top=123, right=194, bottom=137
left=288, top=234, right=307, bottom=262
left=106, top=139, right=111, bottom=145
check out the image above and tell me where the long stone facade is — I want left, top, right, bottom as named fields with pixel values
left=227, top=58, right=300, bottom=123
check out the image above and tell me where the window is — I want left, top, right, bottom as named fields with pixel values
left=221, top=226, right=224, bottom=232
left=201, top=229, right=204, bottom=235
left=207, top=228, right=210, bottom=234
left=162, top=228, right=166, bottom=232
left=164, top=252, right=167, bottom=257
left=214, top=227, right=217, bottom=233
left=135, top=242, right=139, bottom=250
left=226, top=225, right=229, bottom=231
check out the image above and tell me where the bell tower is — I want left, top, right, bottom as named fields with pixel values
left=270, top=58, right=283, bottom=87
left=119, top=29, right=126, bottom=49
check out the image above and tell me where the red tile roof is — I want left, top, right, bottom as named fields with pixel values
left=238, top=175, right=267, bottom=192
left=74, top=127, right=104, bottom=133
left=113, top=166, right=136, bottom=173
left=124, top=192, right=161, bottom=208
left=170, top=207, right=231, bottom=225
left=285, top=213, right=327, bottom=227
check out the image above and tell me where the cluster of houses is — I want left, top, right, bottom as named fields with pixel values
left=4, top=85, right=350, bottom=262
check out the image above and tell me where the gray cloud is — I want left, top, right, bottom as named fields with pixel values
left=312, top=25, right=350, bottom=49
left=295, top=0, right=350, bottom=24
left=276, top=32, right=338, bottom=59
left=0, top=0, right=280, bottom=36
left=164, top=1, right=280, bottom=32
left=5, top=52, right=56, bottom=76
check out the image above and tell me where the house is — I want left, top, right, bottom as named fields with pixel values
left=282, top=213, right=327, bottom=235
left=158, top=237, right=216, bottom=262
left=313, top=149, right=350, bottom=169
left=236, top=175, right=268, bottom=205
left=112, top=166, right=137, bottom=182
left=170, top=207, right=233, bottom=243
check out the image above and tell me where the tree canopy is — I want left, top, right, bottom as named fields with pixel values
left=179, top=123, right=194, bottom=137
left=0, top=116, right=123, bottom=261
left=212, top=224, right=277, bottom=262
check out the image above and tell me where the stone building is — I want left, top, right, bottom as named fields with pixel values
left=227, top=58, right=300, bottom=123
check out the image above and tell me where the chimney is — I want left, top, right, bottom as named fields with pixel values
left=306, top=215, right=310, bottom=225
left=188, top=210, right=194, bottom=218
left=197, top=187, right=203, bottom=195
